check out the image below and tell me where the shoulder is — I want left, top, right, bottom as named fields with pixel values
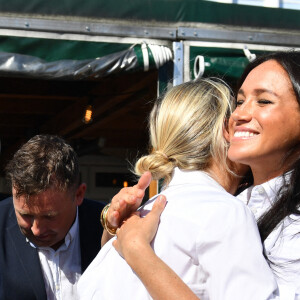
left=0, top=196, right=13, bottom=206
left=0, top=197, right=14, bottom=217
left=164, top=180, right=251, bottom=217
left=78, top=199, right=105, bottom=224
left=78, top=199, right=104, bottom=262
left=144, top=183, right=255, bottom=233
left=80, top=198, right=106, bottom=211
left=0, top=197, right=17, bottom=241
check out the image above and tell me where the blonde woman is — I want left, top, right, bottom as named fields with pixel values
left=78, top=78, right=277, bottom=300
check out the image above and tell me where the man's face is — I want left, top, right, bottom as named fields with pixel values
left=13, top=184, right=86, bottom=250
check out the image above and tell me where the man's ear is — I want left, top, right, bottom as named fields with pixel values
left=75, top=183, right=87, bottom=206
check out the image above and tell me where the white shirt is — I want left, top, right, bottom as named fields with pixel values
left=28, top=211, right=81, bottom=300
left=238, top=176, right=300, bottom=300
left=78, top=168, right=277, bottom=300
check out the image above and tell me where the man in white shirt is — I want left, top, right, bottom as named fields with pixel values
left=0, top=135, right=105, bottom=300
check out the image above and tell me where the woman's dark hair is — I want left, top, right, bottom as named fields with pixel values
left=236, top=51, right=300, bottom=243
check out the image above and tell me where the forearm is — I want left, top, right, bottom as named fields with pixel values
left=125, top=243, right=199, bottom=300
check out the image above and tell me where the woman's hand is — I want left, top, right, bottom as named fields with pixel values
left=107, top=171, right=152, bottom=229
left=101, top=172, right=152, bottom=246
left=112, top=196, right=199, bottom=300
left=113, top=195, right=167, bottom=261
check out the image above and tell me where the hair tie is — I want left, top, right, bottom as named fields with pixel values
left=156, top=150, right=169, bottom=160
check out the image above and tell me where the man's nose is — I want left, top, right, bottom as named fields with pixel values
left=31, top=219, right=46, bottom=236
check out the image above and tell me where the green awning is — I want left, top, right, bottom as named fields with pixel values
left=0, top=0, right=299, bottom=30
left=0, top=36, right=131, bottom=62
left=0, top=41, right=172, bottom=80
left=189, top=47, right=268, bottom=86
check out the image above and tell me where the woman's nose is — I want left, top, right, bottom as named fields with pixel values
left=231, top=103, right=252, bottom=123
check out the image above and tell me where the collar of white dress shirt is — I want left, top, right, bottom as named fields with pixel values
left=167, top=167, right=226, bottom=191
left=237, top=173, right=291, bottom=219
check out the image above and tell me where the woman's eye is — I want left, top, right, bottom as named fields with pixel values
left=258, top=99, right=273, bottom=105
left=236, top=99, right=244, bottom=106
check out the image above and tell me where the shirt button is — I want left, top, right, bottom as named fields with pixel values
left=250, top=207, right=257, bottom=214
left=256, top=187, right=265, bottom=195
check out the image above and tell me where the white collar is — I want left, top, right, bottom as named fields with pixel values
left=237, top=174, right=290, bottom=219
left=167, top=167, right=226, bottom=192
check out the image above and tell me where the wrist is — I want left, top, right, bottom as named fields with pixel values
left=124, top=240, right=153, bottom=266
left=100, top=204, right=118, bottom=235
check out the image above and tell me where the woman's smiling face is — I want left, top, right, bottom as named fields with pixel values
left=228, top=60, right=300, bottom=183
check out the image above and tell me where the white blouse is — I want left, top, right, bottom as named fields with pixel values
left=78, top=168, right=277, bottom=300
left=238, top=175, right=300, bottom=300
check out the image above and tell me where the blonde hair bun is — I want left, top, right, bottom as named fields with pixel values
left=135, top=78, right=233, bottom=186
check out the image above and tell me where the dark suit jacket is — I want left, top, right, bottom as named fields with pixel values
left=0, top=197, right=105, bottom=300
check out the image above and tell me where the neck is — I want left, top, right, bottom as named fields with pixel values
left=251, top=158, right=295, bottom=186
left=250, top=148, right=300, bottom=185
left=251, top=167, right=284, bottom=186
left=51, top=239, right=65, bottom=251
left=206, top=159, right=246, bottom=195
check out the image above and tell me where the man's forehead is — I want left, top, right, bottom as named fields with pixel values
left=13, top=194, right=59, bottom=215
left=13, top=187, right=66, bottom=208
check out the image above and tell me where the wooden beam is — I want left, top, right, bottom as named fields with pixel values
left=149, top=180, right=158, bottom=198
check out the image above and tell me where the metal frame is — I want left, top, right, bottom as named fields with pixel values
left=0, top=15, right=176, bottom=42
left=178, top=26, right=300, bottom=47
left=0, top=28, right=172, bottom=46
left=173, top=42, right=184, bottom=86
left=182, top=40, right=300, bottom=82
left=0, top=15, right=298, bottom=47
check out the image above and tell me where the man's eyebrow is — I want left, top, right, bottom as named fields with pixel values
left=45, top=211, right=58, bottom=217
left=17, top=210, right=30, bottom=215
left=17, top=210, right=58, bottom=217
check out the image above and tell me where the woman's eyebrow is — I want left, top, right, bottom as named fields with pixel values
left=253, top=88, right=279, bottom=97
left=237, top=89, right=245, bottom=96
left=238, top=88, right=279, bottom=97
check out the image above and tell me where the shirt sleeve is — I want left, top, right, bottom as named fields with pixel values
left=265, top=216, right=300, bottom=299
left=195, top=200, right=278, bottom=300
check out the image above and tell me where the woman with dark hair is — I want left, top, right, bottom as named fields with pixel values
left=232, top=50, right=300, bottom=243
left=228, top=51, right=300, bottom=298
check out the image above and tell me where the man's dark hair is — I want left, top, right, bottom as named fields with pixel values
left=6, top=134, right=80, bottom=198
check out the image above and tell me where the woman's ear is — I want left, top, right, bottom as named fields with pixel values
left=223, top=120, right=230, bottom=143
left=223, top=128, right=230, bottom=142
